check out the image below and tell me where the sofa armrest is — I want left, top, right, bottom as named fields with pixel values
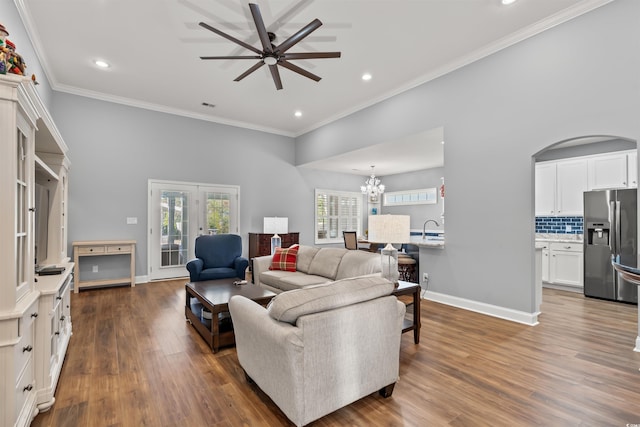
left=185, top=258, right=203, bottom=282
left=252, top=255, right=273, bottom=287
left=228, top=296, right=304, bottom=415
left=234, top=256, right=249, bottom=279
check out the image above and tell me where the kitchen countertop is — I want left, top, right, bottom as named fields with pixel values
left=409, top=235, right=444, bottom=248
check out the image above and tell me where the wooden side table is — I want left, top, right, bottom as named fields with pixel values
left=72, top=240, right=136, bottom=293
left=393, top=280, right=421, bottom=344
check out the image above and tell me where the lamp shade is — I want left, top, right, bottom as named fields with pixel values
left=263, top=217, right=288, bottom=235
left=367, top=215, right=410, bottom=244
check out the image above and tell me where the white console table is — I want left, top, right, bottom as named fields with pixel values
left=73, top=240, right=136, bottom=293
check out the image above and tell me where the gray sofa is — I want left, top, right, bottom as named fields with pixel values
left=252, top=245, right=382, bottom=293
left=228, top=275, right=405, bottom=427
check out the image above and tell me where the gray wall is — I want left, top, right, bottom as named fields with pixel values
left=296, top=0, right=640, bottom=313
left=51, top=92, right=367, bottom=276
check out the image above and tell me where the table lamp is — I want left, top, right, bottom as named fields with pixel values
left=367, top=215, right=410, bottom=285
left=263, top=217, right=288, bottom=254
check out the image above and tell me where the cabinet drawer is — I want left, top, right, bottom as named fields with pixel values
left=550, top=242, right=583, bottom=252
left=77, top=245, right=105, bottom=255
left=14, top=310, right=36, bottom=380
left=15, top=358, right=35, bottom=420
left=107, top=244, right=131, bottom=254
left=14, top=325, right=33, bottom=382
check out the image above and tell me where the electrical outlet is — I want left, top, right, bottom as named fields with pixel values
left=92, top=265, right=99, bottom=273
left=423, top=272, right=429, bottom=282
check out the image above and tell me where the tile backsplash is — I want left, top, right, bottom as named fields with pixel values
left=535, top=216, right=583, bottom=235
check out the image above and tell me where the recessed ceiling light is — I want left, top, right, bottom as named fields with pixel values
left=294, top=111, right=302, bottom=118
left=501, top=0, right=517, bottom=5
left=94, top=60, right=110, bottom=69
left=362, top=73, right=372, bottom=81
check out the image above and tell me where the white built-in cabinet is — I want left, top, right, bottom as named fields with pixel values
left=536, top=150, right=638, bottom=216
left=0, top=74, right=71, bottom=427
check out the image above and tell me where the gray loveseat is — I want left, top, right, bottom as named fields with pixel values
left=228, top=275, right=405, bottom=426
left=252, top=245, right=382, bottom=293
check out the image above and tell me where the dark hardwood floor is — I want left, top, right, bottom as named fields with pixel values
left=31, top=281, right=640, bottom=427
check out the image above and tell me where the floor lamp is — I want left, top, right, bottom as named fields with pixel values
left=367, top=215, right=410, bottom=285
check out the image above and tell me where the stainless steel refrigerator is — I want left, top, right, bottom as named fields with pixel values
left=584, top=188, right=638, bottom=303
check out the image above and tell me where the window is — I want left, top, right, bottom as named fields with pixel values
left=315, top=189, right=362, bottom=244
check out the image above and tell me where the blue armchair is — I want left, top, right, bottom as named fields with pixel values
left=186, top=234, right=249, bottom=282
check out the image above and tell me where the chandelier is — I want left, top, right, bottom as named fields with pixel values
left=361, top=166, right=385, bottom=201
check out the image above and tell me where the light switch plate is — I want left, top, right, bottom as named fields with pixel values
left=565, top=225, right=572, bottom=232
left=127, top=217, right=138, bottom=225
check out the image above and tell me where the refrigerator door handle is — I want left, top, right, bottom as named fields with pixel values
left=609, top=200, right=616, bottom=253
left=615, top=200, right=621, bottom=256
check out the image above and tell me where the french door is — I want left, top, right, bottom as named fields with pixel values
left=148, top=180, right=239, bottom=280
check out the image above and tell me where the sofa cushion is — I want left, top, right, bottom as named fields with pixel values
left=269, top=244, right=299, bottom=272
left=261, top=270, right=330, bottom=292
left=267, top=276, right=394, bottom=324
left=295, top=245, right=320, bottom=274
left=335, top=250, right=382, bottom=280
left=307, top=247, right=348, bottom=280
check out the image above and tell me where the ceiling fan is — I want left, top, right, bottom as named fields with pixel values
left=199, top=3, right=341, bottom=90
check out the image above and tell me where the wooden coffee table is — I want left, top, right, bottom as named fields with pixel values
left=185, top=279, right=276, bottom=353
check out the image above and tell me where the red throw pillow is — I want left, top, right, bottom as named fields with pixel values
left=269, top=244, right=299, bottom=272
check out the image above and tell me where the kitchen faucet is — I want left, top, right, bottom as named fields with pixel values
left=422, top=219, right=440, bottom=239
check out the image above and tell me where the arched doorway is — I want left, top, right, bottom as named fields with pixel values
left=533, top=135, right=638, bottom=310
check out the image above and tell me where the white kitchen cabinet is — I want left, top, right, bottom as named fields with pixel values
left=549, top=242, right=583, bottom=288
left=588, top=153, right=628, bottom=190
left=535, top=159, right=588, bottom=216
left=535, top=163, right=556, bottom=216
left=556, top=159, right=589, bottom=216
left=627, top=151, right=637, bottom=188
left=541, top=246, right=550, bottom=282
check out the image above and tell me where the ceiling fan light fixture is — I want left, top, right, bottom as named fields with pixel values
left=294, top=111, right=302, bottom=118
left=501, top=0, right=517, bottom=5
left=94, top=59, right=110, bottom=69
left=263, top=56, right=278, bottom=66
left=362, top=73, right=372, bottom=81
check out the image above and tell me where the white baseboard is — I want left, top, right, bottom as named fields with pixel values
left=423, top=290, right=540, bottom=326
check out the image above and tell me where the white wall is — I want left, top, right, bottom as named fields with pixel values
left=296, top=0, right=640, bottom=314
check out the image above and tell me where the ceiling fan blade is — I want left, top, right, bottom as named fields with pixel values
left=269, top=64, right=283, bottom=90
left=249, top=3, right=273, bottom=54
left=279, top=60, right=321, bottom=82
left=200, top=55, right=262, bottom=60
left=234, top=61, right=265, bottom=82
left=275, top=19, right=322, bottom=54
left=199, top=22, right=263, bottom=55
left=281, top=52, right=341, bottom=60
